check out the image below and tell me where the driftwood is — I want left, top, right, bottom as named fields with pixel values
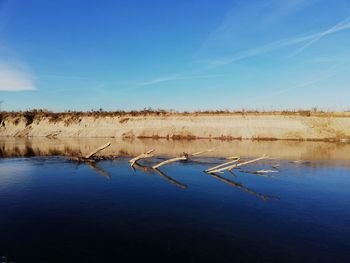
left=151, top=148, right=216, bottom=169
left=152, top=154, right=189, bottom=169
left=129, top=149, right=155, bottom=166
left=68, top=142, right=111, bottom=162
left=207, top=155, right=268, bottom=174
left=85, top=142, right=111, bottom=159
left=131, top=162, right=153, bottom=173
left=226, top=155, right=240, bottom=160
left=205, top=157, right=240, bottom=172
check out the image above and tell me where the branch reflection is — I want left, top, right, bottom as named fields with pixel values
left=132, top=162, right=187, bottom=189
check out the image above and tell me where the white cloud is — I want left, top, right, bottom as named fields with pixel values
left=0, top=63, right=36, bottom=91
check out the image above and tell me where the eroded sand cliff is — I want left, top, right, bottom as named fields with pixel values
left=1, top=113, right=350, bottom=141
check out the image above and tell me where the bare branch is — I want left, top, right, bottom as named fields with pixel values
left=84, top=142, right=111, bottom=159
left=205, top=157, right=240, bottom=172
left=152, top=155, right=188, bottom=169
left=129, top=149, right=155, bottom=166
left=208, top=155, right=268, bottom=174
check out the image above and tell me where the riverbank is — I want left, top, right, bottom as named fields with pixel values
left=1, top=111, right=350, bottom=141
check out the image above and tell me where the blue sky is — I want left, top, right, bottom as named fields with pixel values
left=0, top=0, right=350, bottom=111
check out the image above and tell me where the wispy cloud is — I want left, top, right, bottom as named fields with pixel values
left=0, top=62, right=36, bottom=91
left=289, top=15, right=350, bottom=57
left=92, top=74, right=224, bottom=94
left=258, top=0, right=319, bottom=26
left=198, top=0, right=317, bottom=50
left=136, top=73, right=223, bottom=86
left=199, top=15, right=350, bottom=68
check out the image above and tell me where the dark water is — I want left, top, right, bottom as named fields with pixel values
left=0, top=156, right=350, bottom=263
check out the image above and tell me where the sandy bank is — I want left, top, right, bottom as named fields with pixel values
left=1, top=113, right=350, bottom=141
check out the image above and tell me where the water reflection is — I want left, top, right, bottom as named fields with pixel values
left=86, top=162, right=111, bottom=180
left=129, top=157, right=270, bottom=194
left=73, top=157, right=275, bottom=199
left=132, top=162, right=188, bottom=189
left=1, top=156, right=350, bottom=263
left=153, top=168, right=188, bottom=189
left=2, top=136, right=349, bottom=201
left=206, top=172, right=276, bottom=201
left=1, top=137, right=350, bottom=165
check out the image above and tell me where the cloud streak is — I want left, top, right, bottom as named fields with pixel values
left=136, top=74, right=223, bottom=86
left=0, top=63, right=36, bottom=91
left=201, top=15, right=350, bottom=68
left=289, top=15, right=350, bottom=57
left=94, top=74, right=224, bottom=94
left=198, top=0, right=318, bottom=51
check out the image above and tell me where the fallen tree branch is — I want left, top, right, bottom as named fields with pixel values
left=226, top=155, right=240, bottom=160
left=208, top=155, right=268, bottom=174
left=129, top=149, right=155, bottom=166
left=68, top=142, right=112, bottom=163
left=132, top=162, right=153, bottom=173
left=85, top=142, right=111, bottom=159
left=152, top=154, right=188, bottom=169
left=151, top=148, right=215, bottom=169
left=205, top=157, right=240, bottom=172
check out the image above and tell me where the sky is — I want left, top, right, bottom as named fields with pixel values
left=0, top=0, right=350, bottom=111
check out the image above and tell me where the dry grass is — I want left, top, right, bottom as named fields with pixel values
left=1, top=108, right=350, bottom=126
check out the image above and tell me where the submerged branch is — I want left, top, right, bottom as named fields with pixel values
left=208, top=155, right=268, bottom=174
left=85, top=142, right=111, bottom=159
left=152, top=148, right=215, bottom=169
left=152, top=155, right=188, bottom=169
left=129, top=149, right=155, bottom=166
left=205, top=157, right=240, bottom=172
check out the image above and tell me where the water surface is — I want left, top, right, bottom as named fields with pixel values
left=0, top=139, right=350, bottom=262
